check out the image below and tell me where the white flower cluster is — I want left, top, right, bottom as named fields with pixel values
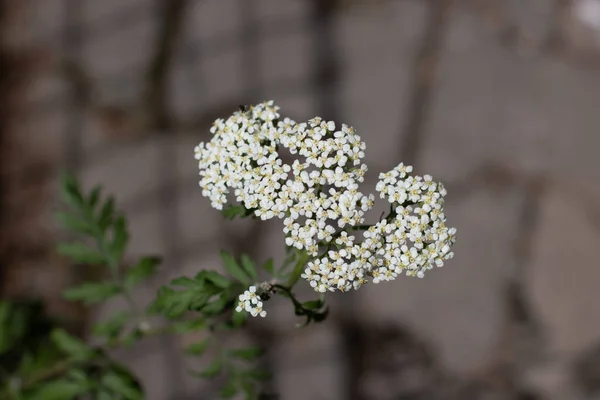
left=301, top=163, right=457, bottom=292
left=194, top=103, right=375, bottom=257
left=194, top=101, right=290, bottom=214
left=235, top=286, right=267, bottom=317
left=195, top=101, right=457, bottom=300
left=279, top=117, right=375, bottom=256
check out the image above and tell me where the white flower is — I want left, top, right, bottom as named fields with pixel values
left=236, top=286, right=267, bottom=318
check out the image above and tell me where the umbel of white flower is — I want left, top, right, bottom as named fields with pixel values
left=195, top=101, right=457, bottom=317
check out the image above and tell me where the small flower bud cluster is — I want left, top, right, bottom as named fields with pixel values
left=235, top=286, right=267, bottom=317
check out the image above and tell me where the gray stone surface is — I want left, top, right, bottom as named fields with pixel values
left=11, top=0, right=600, bottom=398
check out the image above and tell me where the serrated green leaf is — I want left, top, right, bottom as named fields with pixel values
left=170, top=276, right=202, bottom=289
left=101, top=371, right=142, bottom=400
left=229, top=347, right=263, bottom=361
left=60, top=172, right=85, bottom=210
left=88, top=186, right=102, bottom=210
left=220, top=251, right=251, bottom=285
left=28, top=379, right=89, bottom=400
left=63, top=282, right=121, bottom=305
left=93, top=311, right=131, bottom=340
left=57, top=242, right=105, bottom=265
left=125, top=256, right=160, bottom=289
left=240, top=254, right=258, bottom=282
left=199, top=270, right=231, bottom=289
left=50, top=329, right=91, bottom=359
left=147, top=286, right=197, bottom=319
left=195, top=357, right=222, bottom=378
left=201, top=292, right=231, bottom=316
left=98, top=197, right=115, bottom=232
left=185, top=338, right=211, bottom=356
left=55, top=212, right=97, bottom=236
left=109, top=216, right=129, bottom=262
left=263, top=258, right=274, bottom=275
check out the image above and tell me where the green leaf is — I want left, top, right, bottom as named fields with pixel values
left=28, top=379, right=89, bottom=400
left=199, top=270, right=231, bottom=289
left=125, top=256, right=160, bottom=289
left=229, top=347, right=263, bottom=361
left=221, top=204, right=248, bottom=220
left=93, top=311, right=131, bottom=340
left=170, top=277, right=202, bottom=289
left=55, top=212, right=96, bottom=236
left=219, top=377, right=238, bottom=398
left=109, top=216, right=129, bottom=262
left=171, top=318, right=206, bottom=334
left=240, top=254, right=258, bottom=282
left=220, top=251, right=251, bottom=285
left=263, top=258, right=275, bottom=275
left=57, top=242, right=105, bottom=265
left=185, top=338, right=211, bottom=356
left=96, top=390, right=113, bottom=400
left=232, top=309, right=249, bottom=328
left=201, top=292, right=231, bottom=316
left=195, top=358, right=222, bottom=378
left=63, top=282, right=121, bottom=305
left=66, top=368, right=87, bottom=382
left=101, top=371, right=142, bottom=400
left=121, top=328, right=144, bottom=348
left=98, top=197, right=115, bottom=232
left=60, top=172, right=85, bottom=210
left=50, top=329, right=91, bottom=360
left=88, top=186, right=102, bottom=210
left=302, top=299, right=324, bottom=310
left=148, top=286, right=197, bottom=319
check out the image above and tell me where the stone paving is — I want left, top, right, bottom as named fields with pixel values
left=6, top=0, right=600, bottom=399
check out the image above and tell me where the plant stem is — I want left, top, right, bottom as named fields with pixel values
left=285, top=250, right=310, bottom=289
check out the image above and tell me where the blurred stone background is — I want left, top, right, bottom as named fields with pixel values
left=2, top=0, right=600, bottom=399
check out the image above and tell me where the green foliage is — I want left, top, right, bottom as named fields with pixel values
left=148, top=269, right=235, bottom=319
left=0, top=171, right=333, bottom=400
left=62, top=282, right=121, bottom=305
left=125, top=256, right=161, bottom=290
left=50, top=329, right=92, bottom=360
left=220, top=251, right=252, bottom=285
left=92, top=311, right=131, bottom=343
left=221, top=204, right=256, bottom=220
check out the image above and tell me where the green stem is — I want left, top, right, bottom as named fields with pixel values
left=271, top=284, right=302, bottom=309
left=285, top=250, right=310, bottom=289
